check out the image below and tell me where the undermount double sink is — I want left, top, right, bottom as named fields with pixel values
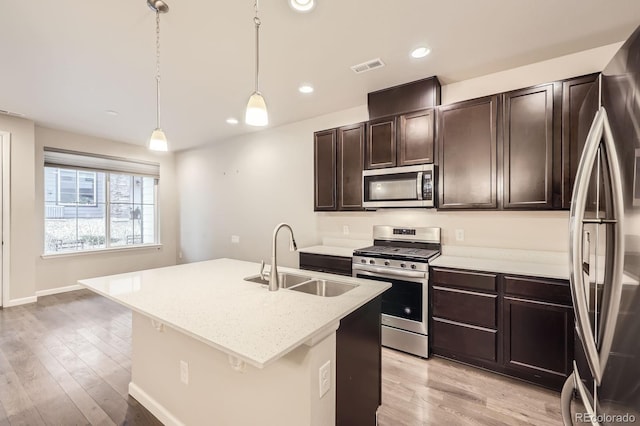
left=244, top=272, right=358, bottom=297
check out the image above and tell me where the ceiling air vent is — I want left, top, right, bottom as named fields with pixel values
left=351, top=58, right=385, bottom=74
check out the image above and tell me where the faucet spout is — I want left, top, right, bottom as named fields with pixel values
left=269, top=223, right=297, bottom=291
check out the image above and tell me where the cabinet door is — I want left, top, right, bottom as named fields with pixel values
left=337, top=123, right=365, bottom=210
left=503, top=297, right=574, bottom=389
left=561, top=73, right=599, bottom=209
left=365, top=117, right=396, bottom=169
left=503, top=83, right=558, bottom=209
left=314, top=129, right=337, bottom=211
left=437, top=96, right=498, bottom=209
left=398, top=108, right=435, bottom=166
left=336, top=296, right=382, bottom=426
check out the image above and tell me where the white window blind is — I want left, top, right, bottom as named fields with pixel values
left=44, top=148, right=160, bottom=178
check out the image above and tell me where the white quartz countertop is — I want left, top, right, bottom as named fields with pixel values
left=79, top=258, right=390, bottom=369
left=298, top=245, right=357, bottom=258
left=430, top=255, right=570, bottom=280
left=429, top=246, right=570, bottom=280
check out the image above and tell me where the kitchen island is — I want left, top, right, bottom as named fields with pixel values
left=79, top=258, right=390, bottom=426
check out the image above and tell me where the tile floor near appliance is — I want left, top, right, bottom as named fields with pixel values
left=0, top=290, right=562, bottom=425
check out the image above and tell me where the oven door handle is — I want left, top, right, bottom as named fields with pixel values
left=352, top=264, right=427, bottom=280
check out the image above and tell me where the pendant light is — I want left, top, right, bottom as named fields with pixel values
left=148, top=0, right=169, bottom=151
left=245, top=0, right=268, bottom=126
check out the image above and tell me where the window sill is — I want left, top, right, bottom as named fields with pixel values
left=41, top=244, right=163, bottom=259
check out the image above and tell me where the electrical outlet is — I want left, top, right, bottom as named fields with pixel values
left=319, top=360, right=330, bottom=397
left=180, top=360, right=189, bottom=385
left=455, top=229, right=465, bottom=242
left=342, top=226, right=350, bottom=235
left=231, top=235, right=240, bottom=244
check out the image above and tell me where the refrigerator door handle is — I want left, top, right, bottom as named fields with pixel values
left=560, top=373, right=576, bottom=426
left=569, top=106, right=625, bottom=386
left=595, top=107, right=625, bottom=377
left=569, top=107, right=606, bottom=384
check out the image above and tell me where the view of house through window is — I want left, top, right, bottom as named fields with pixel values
left=44, top=167, right=157, bottom=253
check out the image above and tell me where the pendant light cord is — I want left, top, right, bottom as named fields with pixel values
left=254, top=0, right=261, bottom=93
left=155, top=10, right=161, bottom=129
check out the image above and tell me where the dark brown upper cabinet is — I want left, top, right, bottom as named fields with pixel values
left=398, top=109, right=435, bottom=166
left=368, top=76, right=441, bottom=120
left=365, top=117, right=396, bottom=169
left=437, top=95, right=499, bottom=209
left=502, top=83, right=560, bottom=209
left=314, top=129, right=337, bottom=211
left=365, top=109, right=435, bottom=170
left=337, top=123, right=365, bottom=210
left=561, top=73, right=599, bottom=209
left=313, top=124, right=365, bottom=212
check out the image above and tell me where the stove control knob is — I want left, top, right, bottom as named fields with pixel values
left=369, top=259, right=375, bottom=265
left=411, top=264, right=417, bottom=269
left=384, top=261, right=390, bottom=266
left=360, top=259, right=366, bottom=264
left=400, top=263, right=406, bottom=268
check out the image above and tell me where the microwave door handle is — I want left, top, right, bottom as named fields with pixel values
left=416, top=172, right=423, bottom=200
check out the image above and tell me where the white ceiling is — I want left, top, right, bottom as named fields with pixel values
left=1, top=0, right=639, bottom=152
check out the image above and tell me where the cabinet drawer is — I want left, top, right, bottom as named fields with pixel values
left=432, top=318, right=497, bottom=362
left=299, top=252, right=352, bottom=276
left=432, top=286, right=497, bottom=329
left=504, top=276, right=572, bottom=306
left=431, top=268, right=497, bottom=292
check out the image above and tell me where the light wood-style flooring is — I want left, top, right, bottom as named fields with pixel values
left=0, top=290, right=562, bottom=425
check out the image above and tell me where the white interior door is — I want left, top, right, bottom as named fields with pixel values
left=0, top=131, right=9, bottom=308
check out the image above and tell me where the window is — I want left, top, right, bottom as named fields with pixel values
left=43, top=149, right=160, bottom=254
left=58, top=169, right=97, bottom=205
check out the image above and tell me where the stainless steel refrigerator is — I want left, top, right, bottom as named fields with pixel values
left=562, top=25, right=640, bottom=425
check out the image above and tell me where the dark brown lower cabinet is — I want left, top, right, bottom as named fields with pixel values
left=503, top=296, right=573, bottom=390
left=336, top=296, right=382, bottom=426
left=430, top=267, right=574, bottom=391
left=299, top=252, right=352, bottom=276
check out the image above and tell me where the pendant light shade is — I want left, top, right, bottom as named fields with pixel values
left=148, top=0, right=169, bottom=151
left=245, top=91, right=268, bottom=126
left=245, top=1, right=268, bottom=127
left=149, top=128, right=168, bottom=151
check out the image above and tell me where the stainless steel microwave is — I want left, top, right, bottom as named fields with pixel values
left=362, top=164, right=435, bottom=208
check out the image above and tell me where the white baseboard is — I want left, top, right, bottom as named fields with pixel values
left=35, top=284, right=83, bottom=297
left=129, top=382, right=185, bottom=426
left=3, top=295, right=37, bottom=307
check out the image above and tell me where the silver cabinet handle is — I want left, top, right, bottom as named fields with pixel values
left=569, top=106, right=625, bottom=385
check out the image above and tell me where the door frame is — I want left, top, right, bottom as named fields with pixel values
left=0, top=132, right=11, bottom=307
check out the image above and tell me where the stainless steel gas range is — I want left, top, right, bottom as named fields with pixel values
left=352, top=226, right=441, bottom=358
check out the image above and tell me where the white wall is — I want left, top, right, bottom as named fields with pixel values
left=0, top=115, right=36, bottom=301
left=34, top=126, right=179, bottom=293
left=176, top=43, right=622, bottom=268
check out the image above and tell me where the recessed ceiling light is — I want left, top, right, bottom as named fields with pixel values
left=226, top=118, right=239, bottom=125
left=411, top=47, right=431, bottom=59
left=289, top=0, right=315, bottom=12
left=298, top=84, right=314, bottom=94
left=105, top=110, right=119, bottom=116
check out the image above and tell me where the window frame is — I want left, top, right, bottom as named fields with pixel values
left=56, top=169, right=98, bottom=206
left=44, top=166, right=160, bottom=255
